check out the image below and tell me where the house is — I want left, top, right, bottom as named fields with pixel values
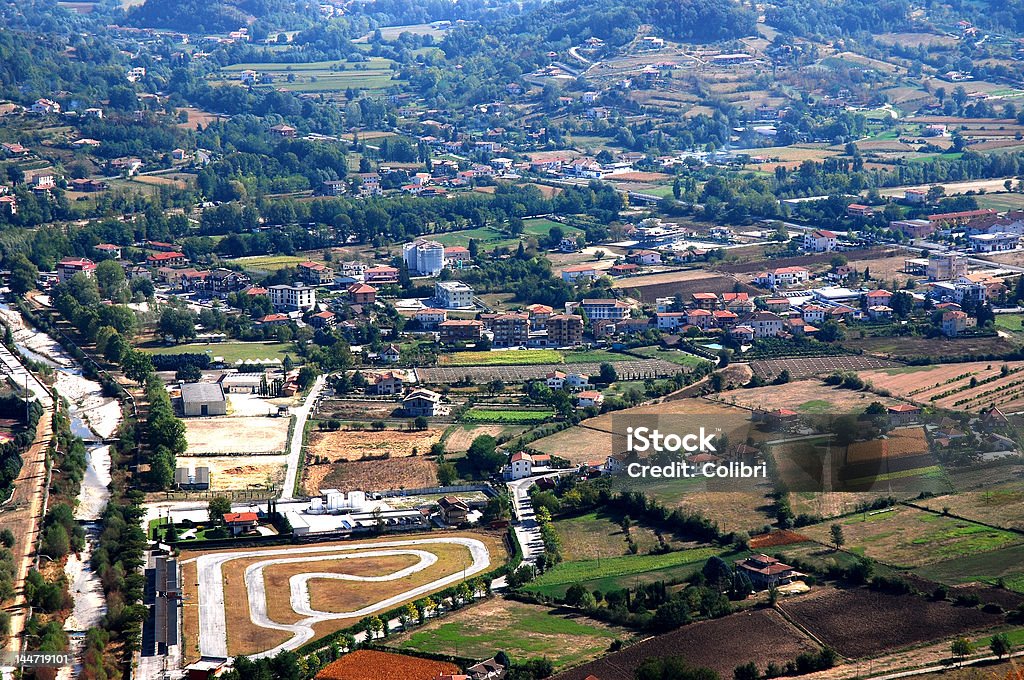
left=71, top=178, right=107, bottom=192
left=577, top=391, right=604, bottom=408
left=439, top=319, right=484, bottom=343
left=222, top=512, right=259, bottom=536
left=381, top=344, right=401, bottom=364
left=863, top=289, right=892, bottom=307
left=546, top=370, right=567, bottom=389
left=801, top=305, right=828, bottom=323
left=57, top=257, right=97, bottom=282
left=181, top=383, right=227, bottom=417
left=402, top=388, right=442, bottom=417
left=503, top=451, right=534, bottom=481
left=92, top=243, right=122, bottom=259
left=297, top=261, right=335, bottom=285
left=0, top=195, right=17, bottom=214
left=627, top=250, right=661, bottom=266
left=365, top=266, right=400, bottom=285
left=270, top=123, right=296, bottom=138
left=722, top=292, right=755, bottom=313
left=762, top=297, right=790, bottom=313
left=735, top=554, right=799, bottom=589
left=941, top=310, right=974, bottom=337
left=372, top=370, right=406, bottom=395
left=31, top=98, right=61, bottom=114
left=321, top=180, right=346, bottom=196
left=713, top=310, right=738, bottom=327
left=172, top=148, right=188, bottom=161
left=257, top=313, right=289, bottom=327
left=803, top=229, right=838, bottom=252
left=414, top=308, right=447, bottom=329
left=868, top=305, right=893, bottom=320
left=731, top=325, right=755, bottom=342
left=686, top=308, right=713, bottom=329
left=887, top=404, right=921, bottom=425
left=444, top=246, right=471, bottom=267
left=83, top=107, right=103, bottom=119
left=559, top=236, right=580, bottom=253
left=690, top=292, right=718, bottom=310
left=147, top=251, right=188, bottom=267
left=110, top=157, right=143, bottom=176
left=747, top=311, right=784, bottom=338
left=609, top=263, right=639, bottom=276
left=347, top=283, right=377, bottom=305
left=268, top=284, right=316, bottom=311
left=656, top=312, right=686, bottom=331
left=904, top=188, right=928, bottom=204
left=437, top=496, right=469, bottom=524
left=526, top=303, right=554, bottom=329
left=467, top=657, right=507, bottom=680
left=561, top=264, right=598, bottom=283
left=435, top=281, right=474, bottom=309
left=754, top=266, right=810, bottom=288
left=891, top=219, right=935, bottom=239
left=846, top=203, right=875, bottom=218
left=1, top=142, right=28, bottom=157
left=310, top=310, right=336, bottom=329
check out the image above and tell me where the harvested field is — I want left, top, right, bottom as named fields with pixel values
left=716, top=248, right=896, bottom=275
left=749, top=356, right=902, bottom=380
left=316, top=649, right=459, bottom=680
left=554, top=608, right=820, bottom=680
left=917, top=477, right=1024, bottom=531
left=778, top=586, right=1002, bottom=658
left=417, top=359, right=681, bottom=384
left=184, top=417, right=290, bottom=455
left=858, top=361, right=1024, bottom=412
left=844, top=255, right=918, bottom=286
left=749, top=530, right=811, bottom=550
left=393, top=598, right=634, bottom=670
left=316, top=399, right=404, bottom=421
left=800, top=505, right=1024, bottom=569
left=712, top=379, right=896, bottom=413
left=305, top=456, right=438, bottom=494
left=530, top=425, right=619, bottom=463
left=878, top=177, right=1024, bottom=198
left=307, top=427, right=443, bottom=462
left=176, top=455, right=287, bottom=491
left=845, top=335, right=1018, bottom=362
left=846, top=427, right=928, bottom=465
left=443, top=424, right=526, bottom=451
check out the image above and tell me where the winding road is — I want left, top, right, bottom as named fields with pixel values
left=184, top=536, right=491, bottom=659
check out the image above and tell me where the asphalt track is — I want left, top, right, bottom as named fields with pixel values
left=185, top=537, right=490, bottom=659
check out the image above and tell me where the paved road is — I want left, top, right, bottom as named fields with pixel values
left=186, top=536, right=491, bottom=659
left=498, top=472, right=568, bottom=587
left=280, top=374, right=326, bottom=500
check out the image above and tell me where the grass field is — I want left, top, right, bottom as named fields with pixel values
left=221, top=58, right=399, bottom=93
left=630, top=345, right=711, bottom=368
left=562, top=349, right=630, bottom=364
left=995, top=314, right=1024, bottom=333
left=915, top=542, right=1024, bottom=592
left=439, top=350, right=564, bottom=366
left=393, top=598, right=630, bottom=669
left=976, top=193, right=1024, bottom=211
left=462, top=408, right=554, bottom=424
left=521, top=218, right=583, bottom=238
left=141, top=341, right=295, bottom=363
left=524, top=546, right=724, bottom=598
left=801, top=505, right=1024, bottom=569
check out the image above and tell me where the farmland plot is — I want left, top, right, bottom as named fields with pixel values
left=778, top=587, right=1002, bottom=658
left=859, top=361, right=1024, bottom=413
left=749, top=356, right=902, bottom=380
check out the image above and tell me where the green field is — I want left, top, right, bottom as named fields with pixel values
left=631, top=345, right=711, bottom=368
left=439, top=350, right=564, bottom=366
left=975, top=193, right=1024, bottom=212
left=395, top=599, right=626, bottom=669
left=462, top=408, right=554, bottom=424
left=525, top=546, right=724, bottom=598
left=915, top=542, right=1024, bottom=592
left=521, top=218, right=584, bottom=238
left=141, top=341, right=295, bottom=363
left=995, top=314, right=1024, bottom=333
left=562, top=349, right=629, bottom=364
left=220, top=58, right=399, bottom=93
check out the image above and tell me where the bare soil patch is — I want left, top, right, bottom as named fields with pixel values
left=778, top=586, right=1002, bottom=658
left=185, top=417, right=290, bottom=455
left=307, top=427, right=443, bottom=462
left=305, top=456, right=439, bottom=494
left=176, top=454, right=288, bottom=491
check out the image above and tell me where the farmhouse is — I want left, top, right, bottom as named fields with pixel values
left=437, top=496, right=470, bottom=525
left=562, top=264, right=599, bottom=283
left=180, top=382, right=227, bottom=417
left=887, top=404, right=921, bottom=425
left=735, top=554, right=799, bottom=589
left=577, top=391, right=605, bottom=408
left=504, top=451, right=534, bottom=480
left=223, top=512, right=259, bottom=536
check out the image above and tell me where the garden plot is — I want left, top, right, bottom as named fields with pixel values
left=858, top=361, right=1024, bottom=413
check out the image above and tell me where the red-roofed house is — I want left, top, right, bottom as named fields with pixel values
left=735, top=554, right=799, bottom=589
left=58, top=258, right=96, bottom=282
left=147, top=251, right=187, bottom=267
left=223, top=512, right=259, bottom=535
left=803, top=229, right=838, bottom=252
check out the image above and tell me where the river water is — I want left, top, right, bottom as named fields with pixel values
left=0, top=305, right=122, bottom=677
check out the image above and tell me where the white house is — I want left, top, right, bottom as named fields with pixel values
left=561, top=264, right=598, bottom=283
left=803, top=230, right=838, bottom=253
left=503, top=451, right=534, bottom=480
left=754, top=266, right=810, bottom=288
left=747, top=311, right=784, bottom=338
left=577, top=390, right=605, bottom=408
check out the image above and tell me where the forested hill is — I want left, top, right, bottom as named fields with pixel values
left=126, top=0, right=320, bottom=33
left=442, top=0, right=757, bottom=60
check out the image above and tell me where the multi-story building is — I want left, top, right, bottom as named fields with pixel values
left=403, top=239, right=446, bottom=276
left=57, top=257, right=96, bottom=282
left=146, top=251, right=187, bottom=267
left=747, top=311, right=784, bottom=338
left=414, top=308, right=448, bottom=329
left=491, top=312, right=530, bottom=347
left=268, top=283, right=316, bottom=311
left=803, top=229, right=838, bottom=252
left=754, top=266, right=810, bottom=288
left=347, top=282, right=377, bottom=305
left=435, top=281, right=474, bottom=309
left=439, top=319, right=483, bottom=343
left=365, top=266, right=399, bottom=285
left=926, top=254, right=968, bottom=281
left=576, top=299, right=631, bottom=321
left=298, top=261, right=335, bottom=285
left=546, top=313, right=583, bottom=347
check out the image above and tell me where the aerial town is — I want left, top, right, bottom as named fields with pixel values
left=3, top=0, right=1024, bottom=680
